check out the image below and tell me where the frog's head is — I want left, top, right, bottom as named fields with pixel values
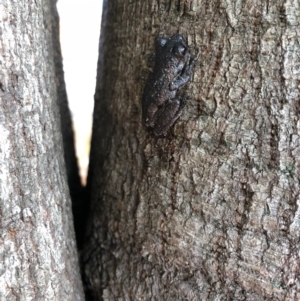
left=169, top=34, right=188, bottom=58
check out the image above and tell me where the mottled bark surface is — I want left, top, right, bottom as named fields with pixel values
left=84, top=0, right=300, bottom=300
left=0, top=0, right=84, bottom=300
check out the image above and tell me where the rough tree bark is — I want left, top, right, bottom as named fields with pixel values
left=0, top=0, right=84, bottom=300
left=83, top=0, right=300, bottom=300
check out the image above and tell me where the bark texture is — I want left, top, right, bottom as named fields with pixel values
left=0, top=0, right=84, bottom=300
left=84, top=0, right=300, bottom=300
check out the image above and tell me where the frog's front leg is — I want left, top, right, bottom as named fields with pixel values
left=169, top=58, right=195, bottom=91
left=153, top=98, right=185, bottom=136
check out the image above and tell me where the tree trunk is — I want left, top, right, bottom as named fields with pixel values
left=83, top=0, right=300, bottom=300
left=0, top=0, right=84, bottom=300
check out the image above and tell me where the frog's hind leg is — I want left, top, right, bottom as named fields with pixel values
left=153, top=98, right=185, bottom=136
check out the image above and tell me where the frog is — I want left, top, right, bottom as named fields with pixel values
left=142, top=34, right=194, bottom=136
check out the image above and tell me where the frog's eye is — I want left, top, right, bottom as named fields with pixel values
left=172, top=43, right=186, bottom=57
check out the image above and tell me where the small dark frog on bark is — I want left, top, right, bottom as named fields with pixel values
left=142, top=34, right=195, bottom=136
